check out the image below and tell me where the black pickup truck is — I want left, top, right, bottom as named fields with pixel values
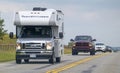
left=71, top=35, right=96, bottom=55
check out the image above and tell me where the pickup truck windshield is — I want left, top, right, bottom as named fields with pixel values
left=75, top=36, right=91, bottom=41
left=96, top=43, right=104, bottom=45
left=20, top=26, right=52, bottom=38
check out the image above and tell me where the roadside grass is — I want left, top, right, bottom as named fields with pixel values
left=64, top=47, right=72, bottom=54
left=0, top=50, right=15, bottom=62
left=0, top=34, right=16, bottom=62
left=0, top=34, right=16, bottom=44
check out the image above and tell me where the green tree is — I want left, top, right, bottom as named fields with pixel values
left=0, top=19, right=7, bottom=39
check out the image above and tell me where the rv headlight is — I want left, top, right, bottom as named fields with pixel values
left=46, top=42, right=52, bottom=50
left=16, top=43, right=21, bottom=50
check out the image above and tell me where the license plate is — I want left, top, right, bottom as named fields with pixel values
left=30, top=54, right=36, bottom=58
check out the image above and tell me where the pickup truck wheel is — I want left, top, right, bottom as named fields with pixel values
left=90, top=50, right=95, bottom=55
left=24, top=59, right=29, bottom=63
left=56, top=57, right=61, bottom=63
left=72, top=51, right=75, bottom=55
left=90, top=52, right=93, bottom=55
left=92, top=51, right=95, bottom=55
left=72, top=52, right=78, bottom=55
left=72, top=49, right=78, bottom=55
left=75, top=52, right=78, bottom=55
left=16, top=59, right=21, bottom=64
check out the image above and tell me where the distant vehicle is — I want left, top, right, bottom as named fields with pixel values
left=106, top=46, right=112, bottom=52
left=71, top=35, right=96, bottom=55
left=95, top=43, right=106, bottom=52
left=112, top=47, right=120, bottom=52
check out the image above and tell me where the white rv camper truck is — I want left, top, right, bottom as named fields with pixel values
left=10, top=7, right=64, bottom=64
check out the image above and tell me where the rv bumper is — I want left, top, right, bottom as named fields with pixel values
left=16, top=50, right=53, bottom=59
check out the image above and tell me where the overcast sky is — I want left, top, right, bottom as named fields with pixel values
left=0, top=0, right=120, bottom=46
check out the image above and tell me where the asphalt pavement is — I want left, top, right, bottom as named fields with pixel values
left=0, top=52, right=119, bottom=73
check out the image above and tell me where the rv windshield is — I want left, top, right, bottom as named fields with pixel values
left=20, top=26, right=52, bottom=38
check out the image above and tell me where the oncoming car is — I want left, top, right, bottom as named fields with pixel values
left=71, top=35, right=96, bottom=55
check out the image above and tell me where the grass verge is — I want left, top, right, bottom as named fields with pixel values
left=0, top=34, right=16, bottom=62
left=64, top=47, right=71, bottom=54
left=0, top=51, right=15, bottom=62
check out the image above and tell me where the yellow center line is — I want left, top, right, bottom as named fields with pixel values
left=46, top=53, right=110, bottom=73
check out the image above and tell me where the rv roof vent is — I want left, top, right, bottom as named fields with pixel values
left=33, top=7, right=47, bottom=11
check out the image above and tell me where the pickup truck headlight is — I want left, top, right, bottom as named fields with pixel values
left=72, top=42, right=75, bottom=47
left=16, top=43, right=22, bottom=50
left=46, top=42, right=52, bottom=50
left=89, top=43, right=92, bottom=47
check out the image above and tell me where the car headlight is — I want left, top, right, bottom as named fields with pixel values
left=46, top=42, right=52, bottom=50
left=16, top=43, right=21, bottom=50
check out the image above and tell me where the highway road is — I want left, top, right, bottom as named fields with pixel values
left=60, top=52, right=120, bottom=73
left=0, top=52, right=119, bottom=73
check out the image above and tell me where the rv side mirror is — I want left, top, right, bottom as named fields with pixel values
left=92, top=39, right=96, bottom=41
left=59, top=32, right=63, bottom=38
left=70, top=39, right=74, bottom=42
left=9, top=32, right=14, bottom=39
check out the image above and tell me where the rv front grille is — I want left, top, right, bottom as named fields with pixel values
left=24, top=43, right=43, bottom=49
